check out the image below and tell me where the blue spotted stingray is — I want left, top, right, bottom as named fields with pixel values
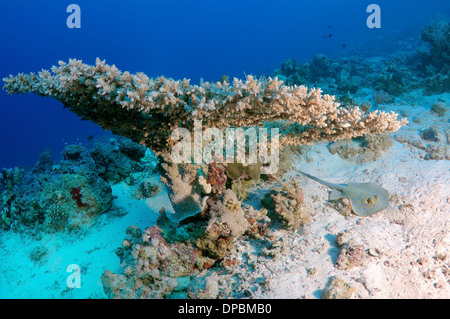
left=299, top=171, right=390, bottom=217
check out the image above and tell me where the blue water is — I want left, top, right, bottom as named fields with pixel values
left=0, top=0, right=450, bottom=300
left=1, top=0, right=448, bottom=169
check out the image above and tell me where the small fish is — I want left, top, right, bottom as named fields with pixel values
left=328, top=25, right=332, bottom=28
left=328, top=33, right=332, bottom=38
left=342, top=43, right=346, bottom=48
left=299, top=171, right=390, bottom=217
left=87, top=134, right=95, bottom=141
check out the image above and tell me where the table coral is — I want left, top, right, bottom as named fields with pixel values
left=2, top=58, right=407, bottom=155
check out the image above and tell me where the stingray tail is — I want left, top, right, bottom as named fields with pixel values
left=298, top=170, right=343, bottom=190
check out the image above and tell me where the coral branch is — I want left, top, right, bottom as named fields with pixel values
left=2, top=58, right=407, bottom=155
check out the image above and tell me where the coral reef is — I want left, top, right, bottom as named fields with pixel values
left=226, top=161, right=263, bottom=201
left=0, top=166, right=112, bottom=233
left=423, top=74, right=450, bottom=95
left=102, top=190, right=273, bottom=299
left=158, top=189, right=250, bottom=260
left=421, top=19, right=450, bottom=73
left=9, top=41, right=445, bottom=300
left=0, top=137, right=153, bottom=233
left=418, top=20, right=450, bottom=94
left=102, top=224, right=209, bottom=298
left=90, top=136, right=149, bottom=183
left=376, top=61, right=406, bottom=96
left=337, top=69, right=362, bottom=93
left=274, top=20, right=450, bottom=97
left=2, top=58, right=408, bottom=231
left=196, top=190, right=249, bottom=258
left=1, top=11, right=449, bottom=301
left=205, top=162, right=228, bottom=207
